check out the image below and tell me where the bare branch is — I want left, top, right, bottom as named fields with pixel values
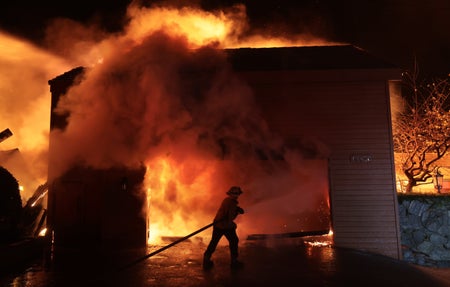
left=393, top=71, right=450, bottom=192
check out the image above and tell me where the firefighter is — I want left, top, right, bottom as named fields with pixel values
left=203, top=186, right=245, bottom=270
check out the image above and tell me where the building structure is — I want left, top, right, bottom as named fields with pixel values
left=47, top=45, right=402, bottom=259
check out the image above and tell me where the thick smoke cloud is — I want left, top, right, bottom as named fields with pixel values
left=2, top=2, right=331, bottom=238
left=49, top=26, right=329, bottom=238
left=50, top=32, right=265, bottom=173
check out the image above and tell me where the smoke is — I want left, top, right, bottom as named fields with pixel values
left=389, top=80, right=405, bottom=126
left=41, top=2, right=334, bottom=68
left=4, top=2, right=331, bottom=237
left=50, top=32, right=243, bottom=173
left=0, top=31, right=72, bottom=199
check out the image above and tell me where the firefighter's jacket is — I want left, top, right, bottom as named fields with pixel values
left=213, top=196, right=243, bottom=229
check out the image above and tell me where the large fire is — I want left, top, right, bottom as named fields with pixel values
left=123, top=4, right=332, bottom=49
left=144, top=156, right=218, bottom=243
left=1, top=3, right=332, bottom=244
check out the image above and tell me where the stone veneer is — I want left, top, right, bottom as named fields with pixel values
left=398, top=194, right=450, bottom=267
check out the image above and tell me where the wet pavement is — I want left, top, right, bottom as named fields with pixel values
left=1, top=235, right=450, bottom=287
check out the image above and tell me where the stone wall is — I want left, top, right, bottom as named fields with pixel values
left=398, top=195, right=450, bottom=267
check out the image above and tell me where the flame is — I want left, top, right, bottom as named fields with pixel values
left=145, top=155, right=222, bottom=244
left=48, top=3, right=335, bottom=68
left=125, top=5, right=233, bottom=48
left=304, top=229, right=334, bottom=247
left=31, top=190, right=48, bottom=207
left=123, top=4, right=334, bottom=50
left=144, top=156, right=331, bottom=244
left=306, top=241, right=331, bottom=247
left=2, top=2, right=334, bottom=245
left=38, top=228, right=47, bottom=237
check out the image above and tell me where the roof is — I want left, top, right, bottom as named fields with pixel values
left=225, top=45, right=398, bottom=71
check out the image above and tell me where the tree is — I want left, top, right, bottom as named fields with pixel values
left=392, top=67, right=450, bottom=193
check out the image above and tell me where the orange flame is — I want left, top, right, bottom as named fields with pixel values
left=55, top=3, right=336, bottom=67
left=124, top=4, right=334, bottom=49
left=144, top=155, right=223, bottom=243
left=2, top=3, right=334, bottom=245
left=120, top=4, right=334, bottom=245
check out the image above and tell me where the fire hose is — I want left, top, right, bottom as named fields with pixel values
left=117, top=222, right=214, bottom=272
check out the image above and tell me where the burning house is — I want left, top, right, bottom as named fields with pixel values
left=47, top=43, right=402, bottom=260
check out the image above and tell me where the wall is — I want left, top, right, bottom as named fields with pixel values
left=398, top=195, right=450, bottom=267
left=47, top=68, right=148, bottom=253
left=50, top=165, right=147, bottom=250
left=237, top=69, right=402, bottom=259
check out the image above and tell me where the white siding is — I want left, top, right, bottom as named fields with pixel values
left=237, top=69, right=402, bottom=259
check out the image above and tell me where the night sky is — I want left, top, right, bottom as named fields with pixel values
left=0, top=0, right=449, bottom=77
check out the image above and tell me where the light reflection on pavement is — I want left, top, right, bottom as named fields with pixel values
left=1, top=235, right=448, bottom=287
